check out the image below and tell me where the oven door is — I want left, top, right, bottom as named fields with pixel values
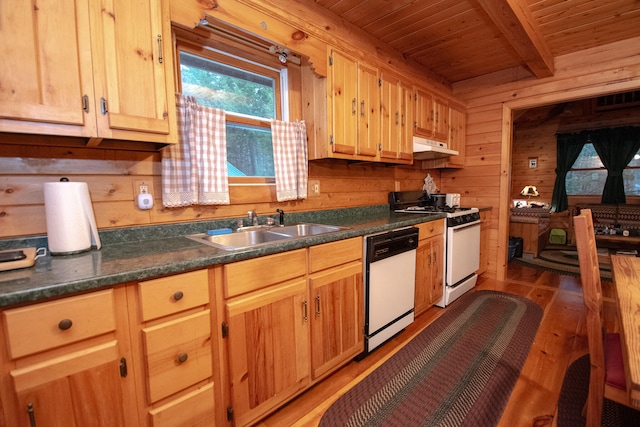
left=446, top=220, right=481, bottom=286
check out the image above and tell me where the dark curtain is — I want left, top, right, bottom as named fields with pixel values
left=550, top=132, right=586, bottom=212
left=591, top=126, right=640, bottom=204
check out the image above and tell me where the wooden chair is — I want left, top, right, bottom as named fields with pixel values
left=574, top=209, right=629, bottom=426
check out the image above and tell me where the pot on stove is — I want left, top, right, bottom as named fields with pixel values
left=419, top=193, right=446, bottom=208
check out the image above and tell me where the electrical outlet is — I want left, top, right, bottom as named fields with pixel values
left=308, top=179, right=320, bottom=197
left=133, top=180, right=154, bottom=197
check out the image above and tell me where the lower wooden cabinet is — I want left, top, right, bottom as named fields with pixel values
left=415, top=220, right=445, bottom=315
left=222, top=237, right=364, bottom=426
left=0, top=287, right=138, bottom=427
left=0, top=237, right=369, bottom=426
left=131, top=269, right=216, bottom=427
left=309, top=238, right=364, bottom=380
left=225, top=279, right=310, bottom=426
left=478, top=210, right=491, bottom=275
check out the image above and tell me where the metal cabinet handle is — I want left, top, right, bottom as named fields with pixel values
left=352, top=98, right=356, bottom=115
left=177, top=353, right=188, bottom=364
left=157, top=34, right=163, bottom=64
left=316, top=295, right=321, bottom=317
left=173, top=291, right=184, bottom=301
left=428, top=253, right=432, bottom=266
left=401, top=113, right=405, bottom=126
left=27, top=403, right=36, bottom=427
left=303, top=300, right=308, bottom=322
left=82, top=94, right=89, bottom=113
left=58, top=318, right=73, bottom=330
left=395, top=111, right=399, bottom=125
left=361, top=100, right=365, bottom=117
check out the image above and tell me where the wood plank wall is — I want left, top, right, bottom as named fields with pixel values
left=451, top=35, right=640, bottom=280
left=511, top=102, right=640, bottom=206
left=0, top=140, right=435, bottom=239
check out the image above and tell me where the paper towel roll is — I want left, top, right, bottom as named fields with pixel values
left=44, top=181, right=102, bottom=254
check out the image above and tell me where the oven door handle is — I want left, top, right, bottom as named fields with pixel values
left=449, top=219, right=481, bottom=231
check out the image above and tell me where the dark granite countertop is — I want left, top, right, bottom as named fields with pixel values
left=0, top=205, right=445, bottom=308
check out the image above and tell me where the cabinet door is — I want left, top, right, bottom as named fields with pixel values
left=309, top=262, right=364, bottom=379
left=329, top=50, right=358, bottom=156
left=429, top=234, right=445, bottom=304
left=225, top=280, right=310, bottom=426
left=357, top=63, right=380, bottom=158
left=446, top=105, right=466, bottom=168
left=414, top=87, right=434, bottom=136
left=11, top=342, right=128, bottom=427
left=432, top=97, right=449, bottom=141
left=415, top=222, right=445, bottom=315
left=398, top=82, right=414, bottom=161
left=379, top=73, right=400, bottom=161
left=0, top=0, right=96, bottom=135
left=90, top=0, right=175, bottom=142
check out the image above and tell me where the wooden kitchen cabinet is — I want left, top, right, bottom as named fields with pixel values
left=478, top=210, right=491, bottom=275
left=223, top=250, right=310, bottom=426
left=0, top=288, right=138, bottom=427
left=414, top=87, right=448, bottom=142
left=308, top=238, right=364, bottom=380
left=414, top=220, right=445, bottom=315
left=0, top=0, right=177, bottom=145
left=130, top=269, right=216, bottom=427
left=225, top=279, right=310, bottom=427
left=326, top=49, right=380, bottom=161
left=379, top=71, right=413, bottom=164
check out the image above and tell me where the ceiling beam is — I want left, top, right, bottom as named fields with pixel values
left=476, top=0, right=554, bottom=78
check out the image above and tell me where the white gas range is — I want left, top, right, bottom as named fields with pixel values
left=389, top=191, right=481, bottom=307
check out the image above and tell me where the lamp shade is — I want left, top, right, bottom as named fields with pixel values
left=520, top=185, right=539, bottom=197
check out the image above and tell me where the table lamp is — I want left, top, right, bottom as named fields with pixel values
left=520, top=185, right=539, bottom=205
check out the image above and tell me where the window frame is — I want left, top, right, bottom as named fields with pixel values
left=174, top=31, right=290, bottom=185
left=566, top=142, right=640, bottom=196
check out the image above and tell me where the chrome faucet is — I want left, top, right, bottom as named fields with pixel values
left=276, top=209, right=285, bottom=226
left=248, top=210, right=259, bottom=226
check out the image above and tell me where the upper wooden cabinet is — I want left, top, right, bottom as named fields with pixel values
left=379, top=72, right=413, bottom=164
left=414, top=87, right=449, bottom=142
left=325, top=49, right=380, bottom=161
left=0, top=0, right=177, bottom=145
left=422, top=104, right=467, bottom=169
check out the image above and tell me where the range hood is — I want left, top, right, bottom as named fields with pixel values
left=413, top=136, right=458, bottom=160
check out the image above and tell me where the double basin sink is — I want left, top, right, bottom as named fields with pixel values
left=187, top=223, right=349, bottom=250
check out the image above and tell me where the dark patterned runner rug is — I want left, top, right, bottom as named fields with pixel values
left=319, top=291, right=543, bottom=427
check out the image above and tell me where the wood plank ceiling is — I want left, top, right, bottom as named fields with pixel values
left=312, top=0, right=640, bottom=84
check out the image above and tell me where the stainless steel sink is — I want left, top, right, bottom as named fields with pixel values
left=275, top=223, right=347, bottom=237
left=186, top=223, right=349, bottom=250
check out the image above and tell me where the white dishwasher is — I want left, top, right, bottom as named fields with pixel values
left=360, top=227, right=419, bottom=357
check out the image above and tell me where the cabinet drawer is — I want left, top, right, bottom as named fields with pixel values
left=416, top=220, right=445, bottom=240
left=138, top=269, right=209, bottom=322
left=224, top=249, right=307, bottom=298
left=149, top=383, right=215, bottom=427
left=308, top=237, right=362, bottom=273
left=143, top=310, right=212, bottom=403
left=3, top=290, right=116, bottom=359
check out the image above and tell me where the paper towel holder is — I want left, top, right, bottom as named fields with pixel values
left=44, top=178, right=102, bottom=255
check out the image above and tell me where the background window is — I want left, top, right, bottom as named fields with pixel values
left=178, top=47, right=286, bottom=178
left=566, top=143, right=640, bottom=196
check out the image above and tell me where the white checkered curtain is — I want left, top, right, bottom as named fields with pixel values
left=161, top=95, right=230, bottom=207
left=271, top=120, right=308, bottom=202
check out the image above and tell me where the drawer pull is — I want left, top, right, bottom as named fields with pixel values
left=177, top=353, right=188, bottom=364
left=173, top=291, right=184, bottom=301
left=58, top=319, right=73, bottom=330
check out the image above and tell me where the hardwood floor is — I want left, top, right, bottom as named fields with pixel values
left=258, top=263, right=620, bottom=427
